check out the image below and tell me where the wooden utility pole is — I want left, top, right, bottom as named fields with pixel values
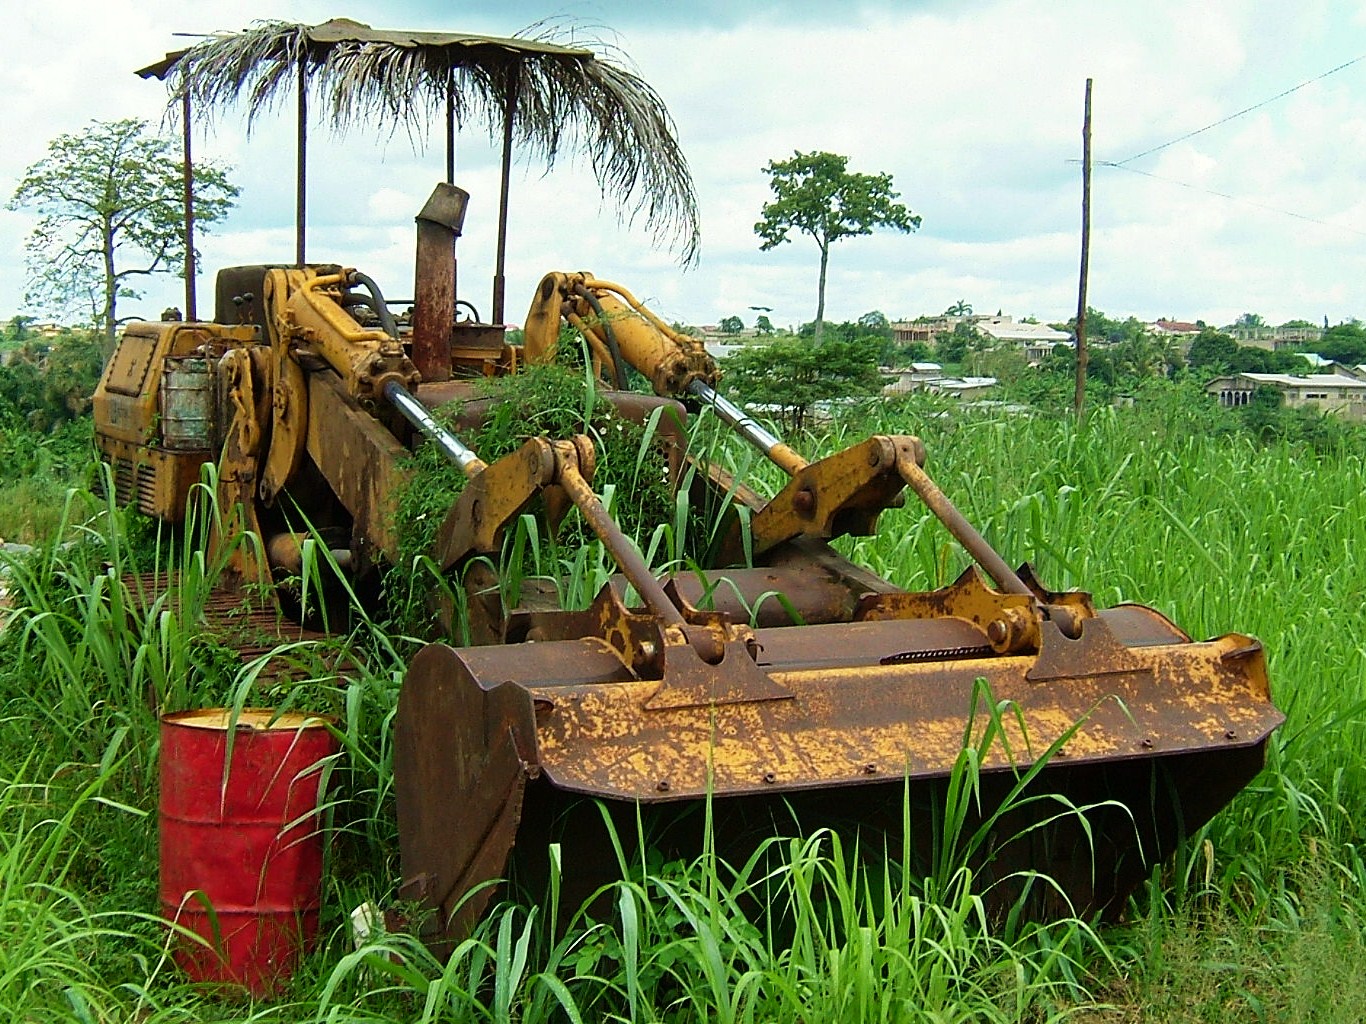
left=1074, top=78, right=1092, bottom=419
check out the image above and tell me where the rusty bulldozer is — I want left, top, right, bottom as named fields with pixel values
left=94, top=183, right=1281, bottom=949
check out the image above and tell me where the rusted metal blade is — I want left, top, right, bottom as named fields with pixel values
left=517, top=617, right=1279, bottom=801
left=507, top=737, right=1272, bottom=930
left=401, top=611, right=1280, bottom=803
left=395, top=610, right=1282, bottom=947
left=395, top=643, right=543, bottom=951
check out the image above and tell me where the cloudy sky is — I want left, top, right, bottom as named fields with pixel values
left=2, top=1, right=1364, bottom=331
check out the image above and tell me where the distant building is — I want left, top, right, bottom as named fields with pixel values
left=1206, top=372, right=1366, bottom=421
left=1229, top=323, right=1323, bottom=352
left=890, top=312, right=1007, bottom=344
left=882, top=362, right=944, bottom=395
left=1299, top=355, right=1364, bottom=376
left=1149, top=319, right=1202, bottom=337
left=706, top=341, right=747, bottom=361
left=891, top=316, right=959, bottom=345
left=892, top=313, right=1071, bottom=362
left=973, top=316, right=1071, bottom=362
left=700, top=325, right=761, bottom=343
left=924, top=376, right=998, bottom=398
left=1273, top=324, right=1324, bottom=345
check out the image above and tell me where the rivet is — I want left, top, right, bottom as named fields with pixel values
left=1225, top=729, right=1237, bottom=740
left=987, top=619, right=1008, bottom=646
left=656, top=779, right=670, bottom=792
left=763, top=771, right=777, bottom=784
left=863, top=762, right=878, bottom=774
left=1141, top=737, right=1154, bottom=749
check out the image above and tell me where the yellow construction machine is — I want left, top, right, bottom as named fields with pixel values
left=95, top=183, right=1282, bottom=948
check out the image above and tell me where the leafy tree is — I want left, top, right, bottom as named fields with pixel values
left=1316, top=323, right=1366, bottom=365
left=719, top=315, right=744, bottom=334
left=754, top=314, right=774, bottom=335
left=892, top=340, right=932, bottom=363
left=754, top=151, right=919, bottom=343
left=1038, top=343, right=1077, bottom=374
left=720, top=336, right=882, bottom=432
left=0, top=330, right=103, bottom=432
left=1109, top=334, right=1177, bottom=380
left=857, top=310, right=891, bottom=335
left=1240, top=384, right=1284, bottom=442
left=1187, top=327, right=1310, bottom=379
left=8, top=119, right=238, bottom=349
left=1248, top=349, right=1311, bottom=374
left=958, top=323, right=1004, bottom=375
left=970, top=346, right=1027, bottom=383
left=1234, top=312, right=1266, bottom=329
left=1186, top=328, right=1240, bottom=375
left=2, top=316, right=35, bottom=346
left=944, top=299, right=972, bottom=317
left=934, top=321, right=977, bottom=364
left=1062, top=306, right=1144, bottom=346
left=794, top=316, right=901, bottom=362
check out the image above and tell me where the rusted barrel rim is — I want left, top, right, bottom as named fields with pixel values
left=162, top=707, right=335, bottom=732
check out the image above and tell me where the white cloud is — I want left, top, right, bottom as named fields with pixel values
left=2, top=0, right=1365, bottom=331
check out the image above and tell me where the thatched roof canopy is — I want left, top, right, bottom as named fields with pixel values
left=138, top=18, right=699, bottom=263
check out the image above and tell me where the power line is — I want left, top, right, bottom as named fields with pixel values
left=1115, top=54, right=1366, bottom=165
left=1095, top=160, right=1366, bottom=238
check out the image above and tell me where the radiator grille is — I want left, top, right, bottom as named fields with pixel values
left=109, top=457, right=158, bottom=514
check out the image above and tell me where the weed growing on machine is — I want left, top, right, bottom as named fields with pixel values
left=389, top=362, right=683, bottom=635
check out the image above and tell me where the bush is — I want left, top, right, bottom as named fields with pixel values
left=0, top=330, right=103, bottom=432
left=720, top=336, right=883, bottom=432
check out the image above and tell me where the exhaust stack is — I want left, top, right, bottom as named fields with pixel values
left=411, top=183, right=470, bottom=382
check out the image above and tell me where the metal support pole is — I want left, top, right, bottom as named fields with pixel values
left=181, top=90, right=196, bottom=321
left=445, top=66, right=455, bottom=185
left=553, top=444, right=687, bottom=630
left=895, top=448, right=1032, bottom=597
left=295, top=60, right=308, bottom=266
left=1074, top=78, right=1093, bottom=420
left=493, top=74, right=519, bottom=325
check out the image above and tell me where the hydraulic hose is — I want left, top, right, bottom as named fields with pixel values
left=347, top=271, right=401, bottom=341
left=572, top=282, right=627, bottom=390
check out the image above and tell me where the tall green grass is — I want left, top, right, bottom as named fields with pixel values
left=0, top=382, right=1363, bottom=1018
left=845, top=395, right=1366, bottom=872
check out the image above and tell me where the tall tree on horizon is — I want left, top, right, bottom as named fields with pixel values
left=8, top=119, right=237, bottom=349
left=755, top=151, right=918, bottom=343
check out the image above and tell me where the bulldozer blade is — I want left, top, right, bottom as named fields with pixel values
left=396, top=605, right=1281, bottom=948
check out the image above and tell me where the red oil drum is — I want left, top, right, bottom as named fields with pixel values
left=159, top=708, right=336, bottom=995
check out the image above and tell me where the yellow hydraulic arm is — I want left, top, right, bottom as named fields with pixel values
left=523, top=270, right=1044, bottom=613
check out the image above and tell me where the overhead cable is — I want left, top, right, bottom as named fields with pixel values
left=1115, top=54, right=1366, bottom=165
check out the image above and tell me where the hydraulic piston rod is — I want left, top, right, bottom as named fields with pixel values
left=687, top=379, right=809, bottom=476
left=383, top=380, right=486, bottom=476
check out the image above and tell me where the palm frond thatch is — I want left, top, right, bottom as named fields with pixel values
left=160, top=19, right=699, bottom=263
left=166, top=22, right=312, bottom=126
